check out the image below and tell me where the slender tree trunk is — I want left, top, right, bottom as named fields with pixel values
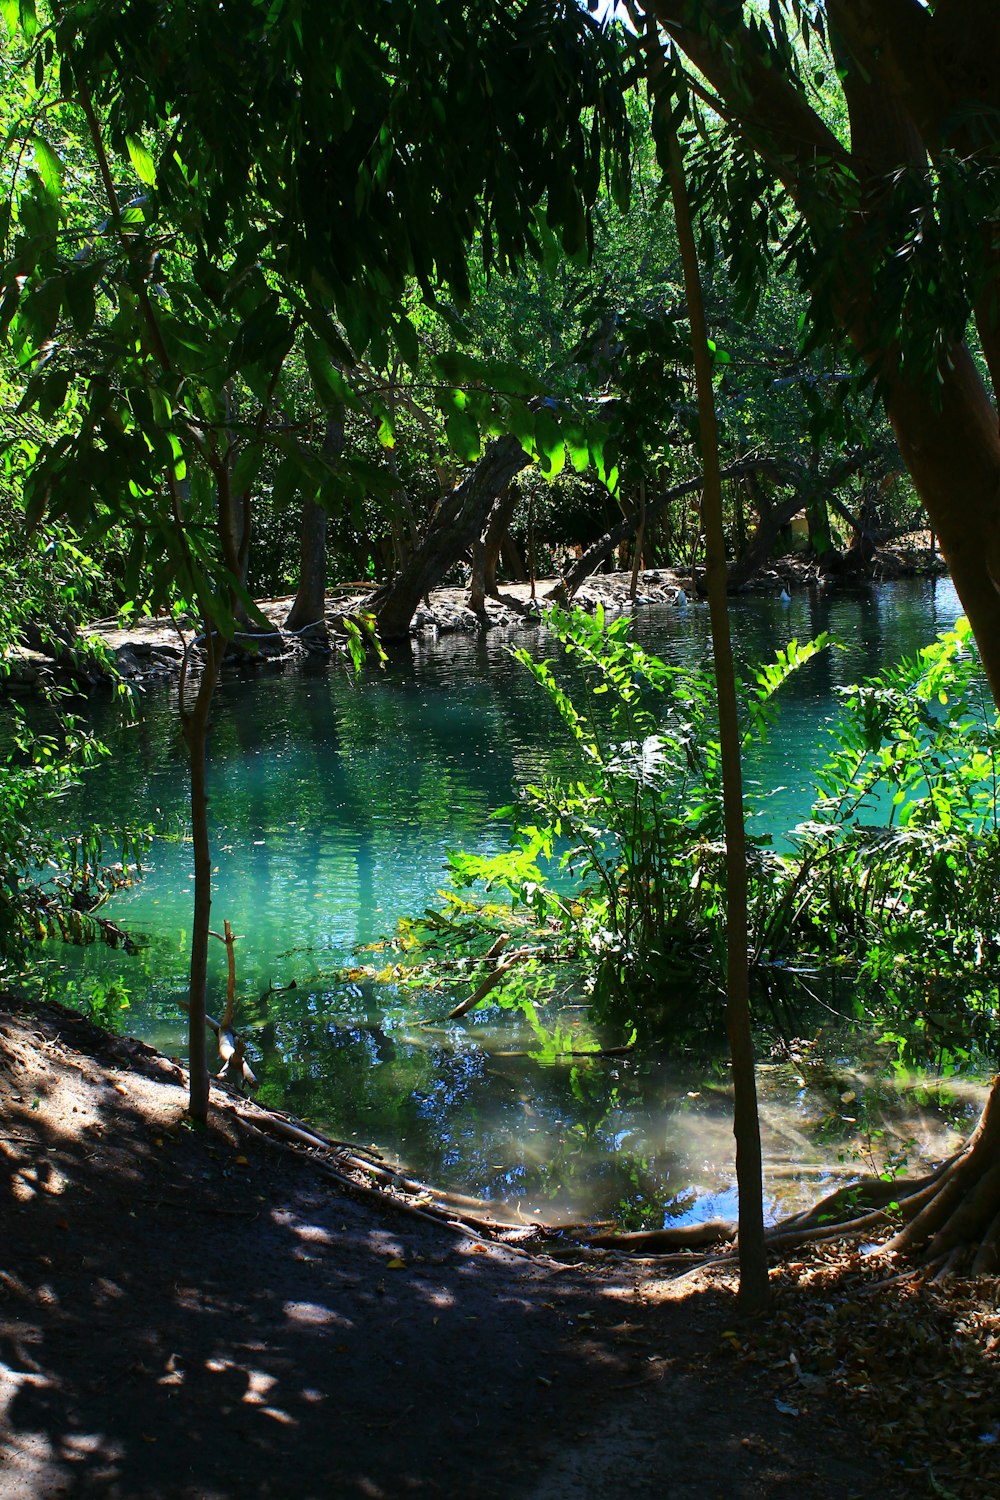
left=285, top=498, right=328, bottom=631
left=663, top=103, right=769, bottom=1310
left=180, top=625, right=221, bottom=1125
left=469, top=537, right=488, bottom=615
left=222, top=384, right=256, bottom=629
left=528, top=493, right=537, bottom=600
left=629, top=480, right=646, bottom=599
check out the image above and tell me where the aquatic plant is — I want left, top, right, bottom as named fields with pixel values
left=403, top=609, right=999, bottom=1076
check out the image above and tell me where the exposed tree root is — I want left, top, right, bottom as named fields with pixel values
left=205, top=1040, right=1000, bottom=1281
left=579, top=1085, right=1000, bottom=1280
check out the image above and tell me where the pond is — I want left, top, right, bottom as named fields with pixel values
left=28, top=576, right=989, bottom=1230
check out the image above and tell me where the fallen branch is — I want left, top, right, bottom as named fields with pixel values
left=447, top=947, right=533, bottom=1019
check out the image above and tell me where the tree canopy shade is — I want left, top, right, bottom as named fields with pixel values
left=44, top=0, right=630, bottom=348
left=639, top=0, right=1000, bottom=692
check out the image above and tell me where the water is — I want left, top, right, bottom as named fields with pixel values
left=24, top=576, right=988, bottom=1227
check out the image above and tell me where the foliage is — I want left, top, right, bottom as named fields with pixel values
left=763, top=617, right=1000, bottom=982
left=390, top=610, right=999, bottom=1079
left=442, top=604, right=826, bottom=1016
left=61, top=973, right=132, bottom=1032
left=0, top=501, right=147, bottom=961
left=0, top=696, right=147, bottom=959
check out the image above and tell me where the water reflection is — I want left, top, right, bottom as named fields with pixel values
left=30, top=576, right=988, bottom=1228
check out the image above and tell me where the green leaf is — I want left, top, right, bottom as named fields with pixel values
left=534, top=406, right=565, bottom=478
left=393, top=314, right=420, bottom=371
left=231, top=443, right=264, bottom=495
left=445, top=408, right=480, bottom=463
left=31, top=136, right=61, bottom=198
left=304, top=333, right=355, bottom=410
left=126, top=135, right=157, bottom=187
left=562, top=419, right=590, bottom=474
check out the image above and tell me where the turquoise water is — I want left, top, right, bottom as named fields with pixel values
left=26, top=577, right=987, bottom=1227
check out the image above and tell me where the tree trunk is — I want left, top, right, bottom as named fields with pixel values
left=285, top=498, right=328, bottom=632
left=805, top=489, right=838, bottom=569
left=884, top=1079, right=1000, bottom=1275
left=881, top=352, right=1000, bottom=698
left=470, top=486, right=519, bottom=613
left=222, top=385, right=256, bottom=629
left=501, top=527, right=529, bottom=583
left=662, top=95, right=768, bottom=1309
left=629, top=481, right=646, bottom=599
left=483, top=486, right=518, bottom=595
left=469, top=537, right=488, bottom=615
left=366, top=434, right=531, bottom=639
left=285, top=411, right=345, bottom=633
left=180, top=624, right=220, bottom=1125
left=726, top=491, right=805, bottom=591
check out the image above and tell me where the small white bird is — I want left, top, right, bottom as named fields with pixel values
left=675, top=587, right=687, bottom=608
left=779, top=587, right=791, bottom=605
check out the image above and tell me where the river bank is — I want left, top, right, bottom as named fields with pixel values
left=3, top=995, right=996, bottom=1499
left=1, top=534, right=945, bottom=691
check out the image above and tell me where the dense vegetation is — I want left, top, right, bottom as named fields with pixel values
left=3, top=0, right=1000, bottom=1307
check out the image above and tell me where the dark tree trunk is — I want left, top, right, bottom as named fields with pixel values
left=470, top=486, right=520, bottom=613
left=554, top=460, right=775, bottom=600
left=285, top=498, right=328, bottom=632
left=221, top=385, right=256, bottom=630
left=835, top=489, right=880, bottom=568
left=501, top=527, right=529, bottom=583
left=366, top=435, right=531, bottom=639
left=726, top=492, right=806, bottom=590
left=469, top=538, right=488, bottom=615
left=805, top=490, right=839, bottom=569
left=483, top=486, right=518, bottom=595
left=285, top=411, right=346, bottom=633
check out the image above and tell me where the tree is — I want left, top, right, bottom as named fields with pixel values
left=0, top=0, right=631, bottom=1120
left=633, top=0, right=1000, bottom=1273
left=660, top=94, right=768, bottom=1308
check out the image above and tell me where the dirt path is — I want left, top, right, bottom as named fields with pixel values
left=0, top=998, right=922, bottom=1500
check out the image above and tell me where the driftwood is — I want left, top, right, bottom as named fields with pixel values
left=203, top=1061, right=942, bottom=1272
left=588, top=1218, right=737, bottom=1252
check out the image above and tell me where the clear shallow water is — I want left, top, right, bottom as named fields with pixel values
left=25, top=576, right=988, bottom=1227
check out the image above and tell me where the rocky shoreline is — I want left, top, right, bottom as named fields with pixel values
left=3, top=541, right=946, bottom=692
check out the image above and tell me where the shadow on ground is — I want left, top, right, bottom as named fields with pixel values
left=1, top=1000, right=898, bottom=1500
